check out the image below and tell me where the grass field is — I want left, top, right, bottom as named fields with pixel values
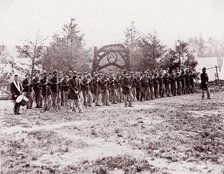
left=0, top=92, right=224, bottom=174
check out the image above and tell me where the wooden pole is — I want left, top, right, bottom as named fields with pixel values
left=215, top=65, right=221, bottom=89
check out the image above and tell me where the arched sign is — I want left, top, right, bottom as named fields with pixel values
left=92, top=44, right=131, bottom=72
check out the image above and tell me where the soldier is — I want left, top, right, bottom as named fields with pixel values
left=180, top=69, right=186, bottom=94
left=68, top=72, right=83, bottom=112
left=10, top=74, right=23, bottom=114
left=135, top=73, right=142, bottom=101
left=152, top=71, right=159, bottom=98
left=170, top=71, right=176, bottom=96
left=163, top=71, right=170, bottom=97
left=81, top=72, right=93, bottom=107
left=100, top=74, right=110, bottom=106
left=140, top=72, right=148, bottom=101
left=185, top=69, right=190, bottom=94
left=158, top=71, right=164, bottom=98
left=61, top=73, right=69, bottom=108
left=189, top=70, right=195, bottom=94
left=109, top=73, right=118, bottom=104
left=175, top=71, right=181, bottom=95
left=116, top=73, right=123, bottom=103
left=200, top=67, right=211, bottom=99
left=49, top=70, right=58, bottom=109
left=32, top=71, right=42, bottom=108
left=91, top=72, right=101, bottom=106
left=121, top=72, right=133, bottom=107
left=148, top=72, right=154, bottom=100
left=131, top=72, right=137, bottom=101
left=22, top=73, right=33, bottom=109
left=40, top=71, right=51, bottom=111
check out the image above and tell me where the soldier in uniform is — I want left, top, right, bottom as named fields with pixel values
left=22, top=73, right=33, bottom=109
left=109, top=73, right=118, bottom=104
left=32, top=71, right=42, bottom=108
left=185, top=69, right=190, bottom=94
left=40, top=71, right=51, bottom=111
left=158, top=71, right=164, bottom=98
left=81, top=72, right=93, bottom=107
left=200, top=67, right=211, bottom=99
left=170, top=71, right=176, bottom=96
left=180, top=69, right=186, bottom=94
left=152, top=71, right=159, bottom=98
left=189, top=70, right=194, bottom=94
left=121, top=72, right=133, bottom=107
left=135, top=73, right=142, bottom=101
left=49, top=70, right=59, bottom=109
left=148, top=72, right=154, bottom=100
left=91, top=72, right=101, bottom=106
left=68, top=71, right=83, bottom=112
left=175, top=71, right=181, bottom=95
left=116, top=73, right=123, bottom=103
left=140, top=72, right=148, bottom=101
left=61, top=73, right=69, bottom=108
left=163, top=71, right=170, bottom=97
left=100, top=73, right=110, bottom=106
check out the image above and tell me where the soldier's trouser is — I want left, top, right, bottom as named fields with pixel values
left=72, top=98, right=83, bottom=112
left=165, top=84, right=171, bottom=97
left=34, top=90, right=42, bottom=108
left=171, top=84, right=176, bottom=96
left=140, top=87, right=146, bottom=101
left=202, top=89, right=211, bottom=99
left=159, top=84, right=164, bottom=97
left=177, top=84, right=181, bottom=95
left=136, top=87, right=141, bottom=101
left=124, top=92, right=133, bottom=107
left=83, top=90, right=93, bottom=107
left=13, top=100, right=20, bottom=114
left=51, top=92, right=57, bottom=108
left=149, top=86, right=154, bottom=99
left=24, top=91, right=33, bottom=109
left=117, top=87, right=123, bottom=102
left=102, top=89, right=110, bottom=106
left=63, top=91, right=69, bottom=108
left=61, top=91, right=64, bottom=106
left=181, top=81, right=185, bottom=94
left=43, top=95, right=51, bottom=111
left=132, top=87, right=137, bottom=101
left=154, top=85, right=158, bottom=98
left=111, top=89, right=118, bottom=104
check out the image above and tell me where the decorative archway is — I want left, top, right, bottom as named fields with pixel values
left=92, top=44, right=130, bottom=72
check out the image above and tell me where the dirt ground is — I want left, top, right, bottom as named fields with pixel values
left=0, top=92, right=224, bottom=174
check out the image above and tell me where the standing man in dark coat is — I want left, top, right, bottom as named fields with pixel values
left=10, top=74, right=23, bottom=114
left=201, top=67, right=211, bottom=99
left=32, top=72, right=42, bottom=108
left=68, top=72, right=83, bottom=112
left=121, top=72, right=133, bottom=107
left=22, top=73, right=33, bottom=109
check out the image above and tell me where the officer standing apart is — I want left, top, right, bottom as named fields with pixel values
left=200, top=67, right=211, bottom=100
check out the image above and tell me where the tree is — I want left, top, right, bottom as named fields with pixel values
left=16, top=33, right=45, bottom=77
left=161, top=40, right=197, bottom=72
left=0, top=45, right=10, bottom=63
left=123, top=21, right=142, bottom=71
left=43, top=19, right=91, bottom=72
left=139, top=33, right=166, bottom=71
left=160, top=49, right=179, bottom=72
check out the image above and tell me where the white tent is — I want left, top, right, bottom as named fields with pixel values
left=196, top=57, right=224, bottom=81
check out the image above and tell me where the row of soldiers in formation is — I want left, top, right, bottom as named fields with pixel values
left=21, top=69, right=196, bottom=112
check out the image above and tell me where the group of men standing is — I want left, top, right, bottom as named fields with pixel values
left=10, top=68, right=198, bottom=115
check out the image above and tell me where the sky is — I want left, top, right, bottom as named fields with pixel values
left=0, top=0, right=224, bottom=48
